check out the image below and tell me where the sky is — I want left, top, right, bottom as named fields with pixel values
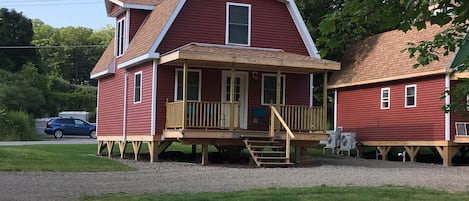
left=1, top=0, right=114, bottom=30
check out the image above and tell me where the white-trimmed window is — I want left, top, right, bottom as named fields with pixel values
left=405, top=84, right=416, bottom=108
left=175, top=69, right=201, bottom=101
left=226, top=2, right=251, bottom=46
left=381, top=88, right=390, bottom=109
left=262, top=74, right=285, bottom=105
left=116, top=18, right=126, bottom=56
left=134, top=72, right=142, bottom=103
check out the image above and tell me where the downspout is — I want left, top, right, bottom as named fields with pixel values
left=151, top=60, right=157, bottom=136
left=123, top=72, right=129, bottom=142
left=445, top=74, right=450, bottom=141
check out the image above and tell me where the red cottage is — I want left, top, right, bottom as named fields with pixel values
left=91, top=0, right=340, bottom=167
left=329, top=24, right=469, bottom=166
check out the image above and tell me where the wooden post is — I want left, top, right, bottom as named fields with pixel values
left=435, top=146, right=457, bottom=167
left=148, top=141, right=159, bottom=162
left=202, top=144, right=209, bottom=165
left=269, top=106, right=275, bottom=137
left=229, top=68, right=235, bottom=131
left=276, top=70, right=281, bottom=132
left=182, top=62, right=188, bottom=129
left=132, top=141, right=142, bottom=161
left=376, top=146, right=390, bottom=160
left=294, top=146, right=301, bottom=163
left=322, top=71, right=328, bottom=134
left=106, top=141, right=114, bottom=158
left=97, top=141, right=105, bottom=155
left=404, top=146, right=421, bottom=162
left=118, top=142, right=127, bottom=159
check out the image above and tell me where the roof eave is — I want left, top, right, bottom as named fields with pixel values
left=117, top=52, right=160, bottom=69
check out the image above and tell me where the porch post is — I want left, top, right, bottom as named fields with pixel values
left=276, top=70, right=281, bottom=131
left=229, top=68, right=235, bottom=131
left=322, top=71, right=328, bottom=134
left=182, top=62, right=188, bottom=129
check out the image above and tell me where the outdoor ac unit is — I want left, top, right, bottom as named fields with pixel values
left=325, top=130, right=340, bottom=149
left=339, top=132, right=357, bottom=153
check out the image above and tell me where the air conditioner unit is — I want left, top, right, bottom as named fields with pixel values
left=339, top=132, right=357, bottom=156
left=323, top=127, right=342, bottom=154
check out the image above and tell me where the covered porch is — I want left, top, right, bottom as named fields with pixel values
left=159, top=43, right=340, bottom=166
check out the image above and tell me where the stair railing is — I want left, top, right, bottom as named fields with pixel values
left=269, top=105, right=295, bottom=162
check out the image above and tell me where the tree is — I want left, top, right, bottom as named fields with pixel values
left=315, top=0, right=468, bottom=112
left=0, top=8, right=37, bottom=72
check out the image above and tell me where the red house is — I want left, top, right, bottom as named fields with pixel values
left=91, top=0, right=340, bottom=166
left=329, top=24, right=468, bottom=166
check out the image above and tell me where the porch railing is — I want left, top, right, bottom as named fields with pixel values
left=270, top=105, right=295, bottom=163
left=279, top=105, right=324, bottom=132
left=166, top=101, right=240, bottom=129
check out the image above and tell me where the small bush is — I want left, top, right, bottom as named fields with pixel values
left=0, top=111, right=41, bottom=141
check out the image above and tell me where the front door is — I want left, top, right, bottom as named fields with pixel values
left=221, top=71, right=248, bottom=129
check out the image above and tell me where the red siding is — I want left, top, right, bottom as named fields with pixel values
left=126, top=61, right=153, bottom=135
left=156, top=65, right=175, bottom=134
left=97, top=67, right=125, bottom=136
left=337, top=75, right=446, bottom=141
left=157, top=0, right=308, bottom=55
left=129, top=9, right=150, bottom=42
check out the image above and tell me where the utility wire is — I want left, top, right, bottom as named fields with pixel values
left=3, top=2, right=101, bottom=7
left=0, top=45, right=106, bottom=49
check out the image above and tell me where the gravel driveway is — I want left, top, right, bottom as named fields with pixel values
left=1, top=157, right=469, bottom=201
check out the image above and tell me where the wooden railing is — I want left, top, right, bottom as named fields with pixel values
left=166, top=101, right=240, bottom=129
left=270, top=105, right=295, bottom=163
left=279, top=105, right=324, bottom=132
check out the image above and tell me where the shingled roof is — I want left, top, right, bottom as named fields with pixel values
left=91, top=38, right=115, bottom=79
left=328, top=24, right=455, bottom=89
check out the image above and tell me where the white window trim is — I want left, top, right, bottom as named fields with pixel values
left=466, top=95, right=469, bottom=111
left=261, top=73, right=285, bottom=105
left=380, top=88, right=390, bottom=110
left=116, top=17, right=126, bottom=57
left=225, top=2, right=251, bottom=46
left=134, top=71, right=142, bottom=104
left=174, top=69, right=202, bottom=102
left=405, top=84, right=417, bottom=108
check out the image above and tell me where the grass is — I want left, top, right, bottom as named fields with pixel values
left=81, top=186, right=469, bottom=201
left=0, top=144, right=134, bottom=172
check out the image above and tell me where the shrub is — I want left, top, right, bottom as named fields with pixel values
left=0, top=111, right=41, bottom=141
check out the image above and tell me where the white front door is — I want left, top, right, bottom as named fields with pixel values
left=221, top=71, right=248, bottom=129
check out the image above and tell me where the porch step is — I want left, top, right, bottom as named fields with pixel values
left=242, top=136, right=292, bottom=168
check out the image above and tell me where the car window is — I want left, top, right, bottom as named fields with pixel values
left=74, top=119, right=86, bottom=125
left=63, top=119, right=75, bottom=125
left=55, top=119, right=65, bottom=124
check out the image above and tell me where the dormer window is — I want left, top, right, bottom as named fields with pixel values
left=116, top=18, right=126, bottom=56
left=226, top=3, right=251, bottom=46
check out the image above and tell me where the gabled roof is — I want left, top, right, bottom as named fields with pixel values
left=328, top=24, right=456, bottom=89
left=105, top=0, right=163, bottom=17
left=90, top=38, right=115, bottom=79
left=159, top=43, right=340, bottom=73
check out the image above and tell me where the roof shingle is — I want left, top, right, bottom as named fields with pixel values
left=91, top=38, right=115, bottom=76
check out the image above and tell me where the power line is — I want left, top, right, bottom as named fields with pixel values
left=0, top=45, right=106, bottom=49
left=3, top=2, right=101, bottom=7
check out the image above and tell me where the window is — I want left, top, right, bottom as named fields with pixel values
left=262, top=74, right=285, bottom=105
left=175, top=70, right=201, bottom=101
left=226, top=3, right=251, bottom=46
left=381, top=88, right=390, bottom=109
left=405, top=85, right=416, bottom=107
left=116, top=18, right=125, bottom=56
left=134, top=72, right=142, bottom=103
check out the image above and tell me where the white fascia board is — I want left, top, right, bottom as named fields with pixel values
left=90, top=69, right=112, bottom=79
left=149, top=0, right=187, bottom=53
left=117, top=52, right=160, bottom=69
left=283, top=0, right=320, bottom=58
left=109, top=0, right=155, bottom=10
left=445, top=74, right=450, bottom=141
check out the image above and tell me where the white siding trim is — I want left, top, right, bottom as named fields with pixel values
left=151, top=60, right=158, bottom=136
left=123, top=72, right=129, bottom=142
left=174, top=69, right=202, bottom=102
left=117, top=52, right=160, bottom=68
left=309, top=73, right=314, bottom=107
left=445, top=74, right=450, bottom=141
left=380, top=87, right=390, bottom=110
left=109, top=0, right=155, bottom=11
left=225, top=2, right=251, bottom=46
left=96, top=81, right=100, bottom=137
left=284, top=0, right=320, bottom=58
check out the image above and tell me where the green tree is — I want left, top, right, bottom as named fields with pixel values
left=0, top=8, right=37, bottom=72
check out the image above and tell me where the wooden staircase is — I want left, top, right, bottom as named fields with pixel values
left=242, top=135, right=293, bottom=167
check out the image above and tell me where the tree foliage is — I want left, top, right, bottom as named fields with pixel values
left=0, top=8, right=37, bottom=72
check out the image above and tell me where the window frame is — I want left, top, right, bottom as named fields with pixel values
left=134, top=71, right=142, bottom=104
left=380, top=88, right=390, bottom=110
left=405, top=84, right=417, bottom=108
left=225, top=2, right=251, bottom=46
left=174, top=69, right=202, bottom=102
left=261, top=74, right=285, bottom=105
left=116, top=18, right=126, bottom=57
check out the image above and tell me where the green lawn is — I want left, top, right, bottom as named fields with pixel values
left=0, top=144, right=134, bottom=172
left=81, top=186, right=469, bottom=201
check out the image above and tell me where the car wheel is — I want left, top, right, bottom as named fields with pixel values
left=89, top=130, right=97, bottom=139
left=54, top=130, right=64, bottom=138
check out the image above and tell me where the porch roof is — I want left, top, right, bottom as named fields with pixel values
left=158, top=43, right=340, bottom=73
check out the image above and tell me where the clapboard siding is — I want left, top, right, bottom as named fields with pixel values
left=96, top=67, right=125, bottom=136
left=126, top=61, right=153, bottom=135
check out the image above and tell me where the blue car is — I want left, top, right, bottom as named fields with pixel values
left=45, top=117, right=96, bottom=139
